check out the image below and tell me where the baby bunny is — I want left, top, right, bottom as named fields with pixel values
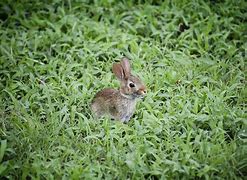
left=91, top=57, right=146, bottom=123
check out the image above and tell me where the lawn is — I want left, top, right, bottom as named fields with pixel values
left=0, top=0, right=246, bottom=179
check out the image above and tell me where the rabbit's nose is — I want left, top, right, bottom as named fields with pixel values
left=138, top=89, right=147, bottom=95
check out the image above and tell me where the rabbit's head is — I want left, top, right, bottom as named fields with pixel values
left=112, top=57, right=147, bottom=99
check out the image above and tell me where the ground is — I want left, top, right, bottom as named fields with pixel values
left=0, top=0, right=246, bottom=179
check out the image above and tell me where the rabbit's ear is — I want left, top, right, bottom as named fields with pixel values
left=112, top=63, right=124, bottom=80
left=120, top=57, right=131, bottom=79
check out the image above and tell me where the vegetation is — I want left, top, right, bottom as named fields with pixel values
left=0, top=0, right=246, bottom=179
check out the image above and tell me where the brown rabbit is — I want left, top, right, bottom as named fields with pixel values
left=91, top=57, right=146, bottom=123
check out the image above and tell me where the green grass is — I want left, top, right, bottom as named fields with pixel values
left=0, top=0, right=246, bottom=179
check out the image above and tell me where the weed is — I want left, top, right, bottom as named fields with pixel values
left=0, top=0, right=246, bottom=179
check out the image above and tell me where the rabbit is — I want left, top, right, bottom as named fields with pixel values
left=91, top=57, right=147, bottom=123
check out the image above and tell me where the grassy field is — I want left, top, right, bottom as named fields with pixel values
left=0, top=0, right=246, bottom=179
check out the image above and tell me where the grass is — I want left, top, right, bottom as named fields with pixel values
left=0, top=0, right=246, bottom=179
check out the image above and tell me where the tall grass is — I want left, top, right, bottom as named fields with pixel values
left=0, top=0, right=246, bottom=179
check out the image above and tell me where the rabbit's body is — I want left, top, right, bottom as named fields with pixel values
left=91, top=88, right=137, bottom=122
left=91, top=58, right=146, bottom=122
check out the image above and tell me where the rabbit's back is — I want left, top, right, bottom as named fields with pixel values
left=91, top=88, right=117, bottom=117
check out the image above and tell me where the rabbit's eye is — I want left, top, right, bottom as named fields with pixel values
left=129, top=82, right=135, bottom=88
